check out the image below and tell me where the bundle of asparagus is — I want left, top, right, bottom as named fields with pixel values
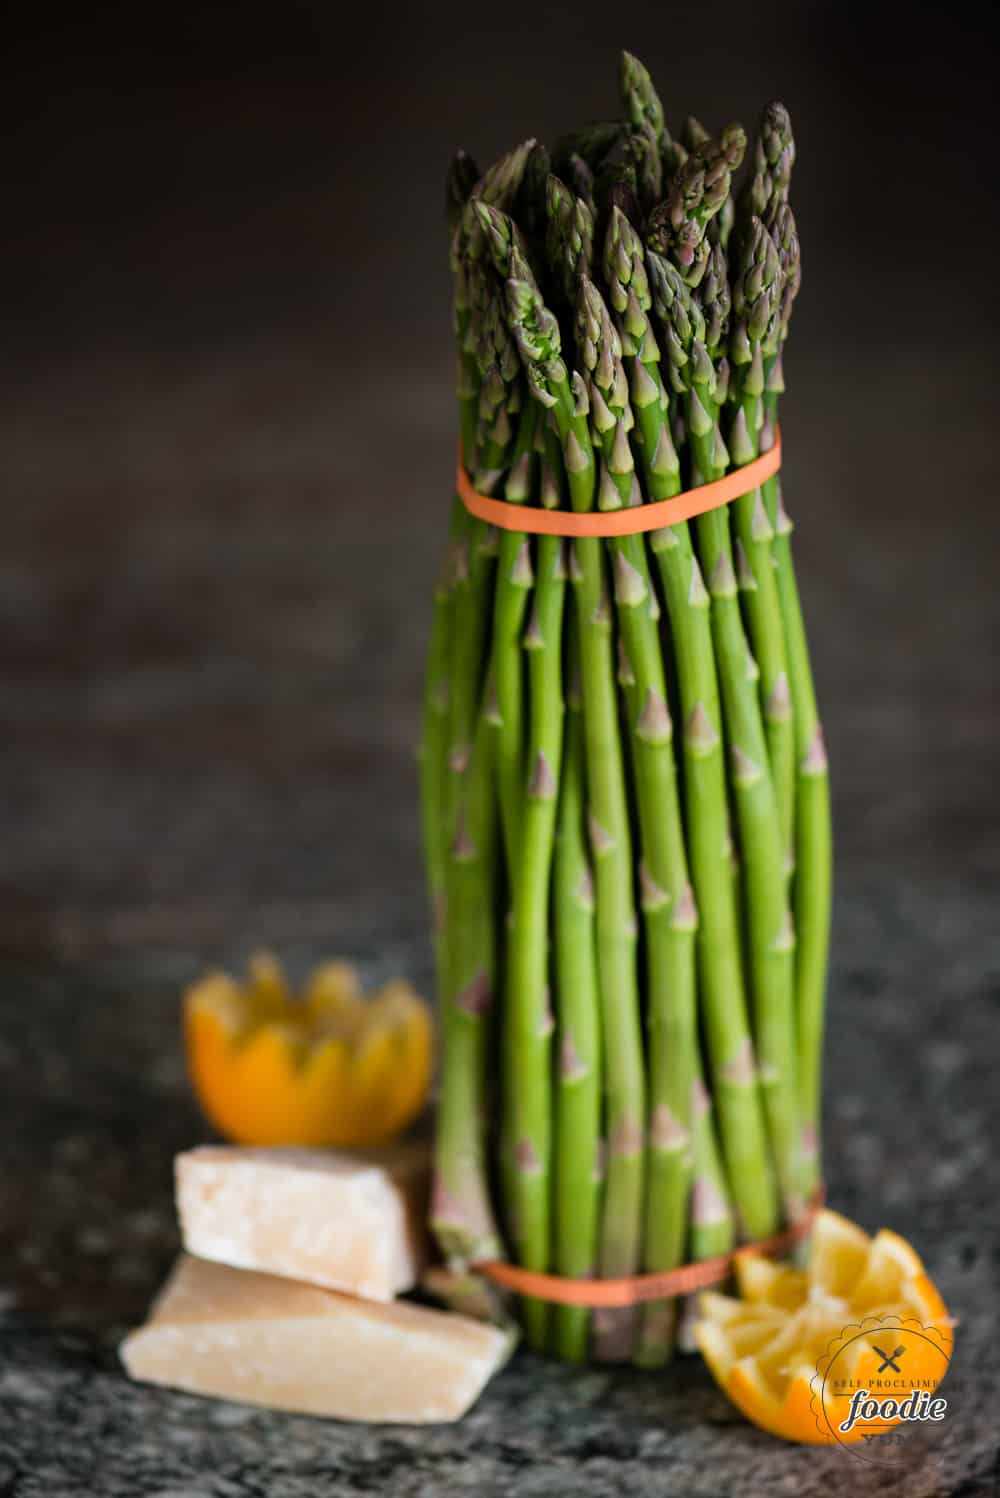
left=421, top=52, right=831, bottom=1367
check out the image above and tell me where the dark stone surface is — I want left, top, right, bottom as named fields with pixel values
left=2, top=9, right=998, bottom=1493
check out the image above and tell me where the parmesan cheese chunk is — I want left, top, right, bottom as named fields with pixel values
left=121, top=1254, right=512, bottom=1423
left=175, top=1143, right=429, bottom=1301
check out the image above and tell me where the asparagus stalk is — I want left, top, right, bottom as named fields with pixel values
left=472, top=200, right=546, bottom=880
left=502, top=199, right=600, bottom=1342
left=432, top=697, right=504, bottom=1265
left=445, top=146, right=535, bottom=844
left=694, top=406, right=804, bottom=1225
left=419, top=550, right=453, bottom=1001
left=743, top=106, right=827, bottom=1190
left=676, top=250, right=803, bottom=1226
left=689, top=1071, right=735, bottom=1260
left=763, top=192, right=830, bottom=1192
left=503, top=461, right=568, bottom=1350
left=552, top=614, right=603, bottom=1362
left=433, top=446, right=503, bottom=1263
left=610, top=214, right=777, bottom=1242
left=422, top=155, right=471, bottom=964
left=504, top=264, right=645, bottom=1361
left=611, top=174, right=743, bottom=1288
left=772, top=457, right=831, bottom=1195
left=472, top=203, right=574, bottom=1339
left=727, top=219, right=796, bottom=873
left=668, top=1067, right=736, bottom=1353
left=577, top=271, right=697, bottom=1366
left=432, top=145, right=533, bottom=1265
left=485, top=406, right=537, bottom=873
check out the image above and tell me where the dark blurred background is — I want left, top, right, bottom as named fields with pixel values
left=2, top=5, right=999, bottom=1491
left=3, top=0, right=997, bottom=959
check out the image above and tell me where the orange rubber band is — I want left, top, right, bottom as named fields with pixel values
left=472, top=1184, right=823, bottom=1307
left=457, top=426, right=781, bottom=536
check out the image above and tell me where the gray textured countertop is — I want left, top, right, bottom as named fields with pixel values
left=0, top=878, right=997, bottom=1496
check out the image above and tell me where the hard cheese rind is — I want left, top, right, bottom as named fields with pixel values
left=176, top=1142, right=429, bottom=1300
left=121, top=1254, right=512, bottom=1423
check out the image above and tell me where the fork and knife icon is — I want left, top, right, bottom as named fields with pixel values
left=874, top=1343, right=905, bottom=1373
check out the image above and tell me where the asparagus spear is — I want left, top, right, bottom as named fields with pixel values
left=679, top=114, right=736, bottom=254
left=646, top=125, right=747, bottom=288
left=763, top=195, right=830, bottom=1193
left=773, top=456, right=831, bottom=1196
left=504, top=491, right=568, bottom=1349
left=769, top=201, right=802, bottom=318
left=577, top=271, right=697, bottom=1366
left=432, top=465, right=503, bottom=1266
left=727, top=218, right=796, bottom=873
left=483, top=407, right=537, bottom=874
left=422, top=150, right=477, bottom=1021
left=432, top=697, right=504, bottom=1266
left=610, top=212, right=777, bottom=1242
left=432, top=145, right=533, bottom=1266
left=419, top=548, right=454, bottom=1010
left=446, top=150, right=480, bottom=239
left=672, top=114, right=736, bottom=250
left=619, top=50, right=683, bottom=179
left=632, top=125, right=664, bottom=216
left=472, top=206, right=574, bottom=1340
left=747, top=100, right=829, bottom=1187
left=518, top=141, right=553, bottom=255
left=594, top=140, right=642, bottom=237
left=473, top=271, right=537, bottom=875
left=674, top=242, right=803, bottom=1225
left=445, top=145, right=535, bottom=843
left=471, top=201, right=545, bottom=878
left=755, top=102, right=795, bottom=208
left=504, top=263, right=645, bottom=1361
left=552, top=614, right=602, bottom=1362
left=564, top=152, right=597, bottom=217
left=620, top=50, right=666, bottom=143
left=545, top=174, right=596, bottom=314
